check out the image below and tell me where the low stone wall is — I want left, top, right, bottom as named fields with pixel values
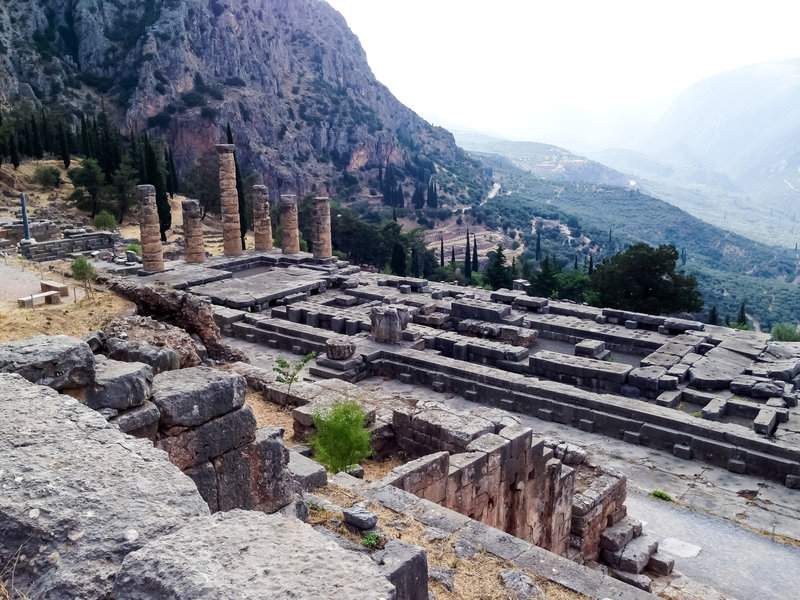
left=18, top=231, right=116, bottom=261
left=1, top=219, right=60, bottom=243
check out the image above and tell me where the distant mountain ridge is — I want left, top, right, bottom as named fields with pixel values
left=0, top=0, right=487, bottom=200
left=454, top=131, right=631, bottom=187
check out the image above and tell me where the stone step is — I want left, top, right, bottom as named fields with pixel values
left=646, top=551, right=674, bottom=576
left=602, top=533, right=658, bottom=574
left=600, top=516, right=642, bottom=552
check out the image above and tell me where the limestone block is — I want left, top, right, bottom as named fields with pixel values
left=110, top=400, right=160, bottom=438
left=326, top=335, right=357, bottom=360
left=105, top=337, right=180, bottom=374
left=113, top=511, right=396, bottom=599
left=84, top=356, right=153, bottom=410
left=0, top=373, right=208, bottom=600
left=627, top=366, right=667, bottom=391
left=156, top=405, right=257, bottom=470
left=214, top=426, right=296, bottom=512
left=344, top=505, right=379, bottom=530
left=371, top=539, right=428, bottom=600
left=152, top=366, right=247, bottom=427
left=618, top=534, right=658, bottom=574
left=289, top=450, right=328, bottom=491
left=0, top=334, right=95, bottom=390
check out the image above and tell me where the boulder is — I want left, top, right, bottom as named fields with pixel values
left=326, top=336, right=357, bottom=360
left=105, top=337, right=180, bottom=374
left=152, top=366, right=247, bottom=427
left=344, top=505, right=379, bottom=530
left=499, top=570, right=543, bottom=599
left=112, top=510, right=397, bottom=600
left=0, top=373, right=208, bottom=600
left=0, top=334, right=95, bottom=390
left=84, top=356, right=153, bottom=410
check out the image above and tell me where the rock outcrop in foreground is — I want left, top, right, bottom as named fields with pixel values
left=0, top=374, right=397, bottom=599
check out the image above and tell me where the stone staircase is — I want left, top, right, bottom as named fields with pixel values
left=600, top=516, right=674, bottom=592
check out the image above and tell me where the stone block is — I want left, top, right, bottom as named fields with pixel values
left=623, top=431, right=641, bottom=445
left=106, top=337, right=180, bottom=374
left=701, top=398, right=727, bottom=421
left=184, top=461, right=219, bottom=512
left=628, top=366, right=667, bottom=392
left=646, top=551, right=674, bottom=576
left=152, top=366, right=247, bottom=427
left=344, top=506, right=379, bottom=530
left=600, top=517, right=642, bottom=552
left=84, top=357, right=153, bottom=410
left=610, top=570, right=652, bottom=592
left=0, top=334, right=95, bottom=390
left=625, top=320, right=638, bottom=329
left=579, top=418, right=594, bottom=432
left=110, top=400, right=160, bottom=438
left=289, top=451, right=328, bottom=491
left=727, top=458, right=746, bottom=474
left=754, top=408, right=778, bottom=435
left=672, top=443, right=692, bottom=459
left=114, top=511, right=396, bottom=600
left=785, top=474, right=800, bottom=489
left=157, top=405, right=257, bottom=470
left=371, top=539, right=428, bottom=600
left=214, top=425, right=296, bottom=513
left=618, top=534, right=658, bottom=574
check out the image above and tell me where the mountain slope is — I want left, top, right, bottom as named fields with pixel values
left=642, top=59, right=800, bottom=205
left=455, top=131, right=631, bottom=187
left=0, top=0, right=486, bottom=200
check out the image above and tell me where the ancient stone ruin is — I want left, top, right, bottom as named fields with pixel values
left=280, top=193, right=301, bottom=255
left=216, top=143, right=242, bottom=257
left=181, top=198, right=205, bottom=264
left=137, top=184, right=164, bottom=272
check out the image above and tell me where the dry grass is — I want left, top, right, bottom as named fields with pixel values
left=245, top=389, right=297, bottom=444
left=0, top=291, right=134, bottom=342
left=313, top=485, right=590, bottom=600
left=362, top=454, right=409, bottom=481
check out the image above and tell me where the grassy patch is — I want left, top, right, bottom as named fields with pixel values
left=651, top=489, right=673, bottom=502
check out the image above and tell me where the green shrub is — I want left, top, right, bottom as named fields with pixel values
left=309, top=398, right=371, bottom=473
left=126, top=242, right=142, bottom=257
left=93, top=210, right=117, bottom=231
left=71, top=256, right=96, bottom=296
left=34, top=166, right=60, bottom=188
left=650, top=489, right=672, bottom=502
left=771, top=322, right=800, bottom=342
left=273, top=352, right=316, bottom=396
left=361, top=532, right=380, bottom=549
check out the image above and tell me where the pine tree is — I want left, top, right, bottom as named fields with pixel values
left=472, top=233, right=478, bottom=272
left=144, top=135, right=171, bottom=242
left=464, top=230, right=472, bottom=280
left=440, top=236, right=444, bottom=267
left=58, top=121, right=70, bottom=169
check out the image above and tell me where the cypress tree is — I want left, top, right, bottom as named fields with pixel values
left=30, top=114, right=44, bottom=159
left=588, top=255, right=594, bottom=276
left=535, top=232, right=541, bottom=261
left=0, top=137, right=4, bottom=168
left=144, top=136, right=171, bottom=242
left=737, top=301, right=747, bottom=326
left=451, top=246, right=455, bottom=264
left=165, top=148, right=175, bottom=198
left=80, top=113, right=90, bottom=156
left=168, top=149, right=179, bottom=194
left=472, top=233, right=478, bottom=272
left=10, top=134, right=20, bottom=169
left=58, top=121, right=70, bottom=169
left=440, top=236, right=444, bottom=267
left=390, top=241, right=407, bottom=276
left=464, top=229, right=472, bottom=280
left=708, top=305, right=719, bottom=326
left=574, top=255, right=578, bottom=270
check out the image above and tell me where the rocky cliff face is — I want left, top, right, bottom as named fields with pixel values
left=0, top=0, right=486, bottom=200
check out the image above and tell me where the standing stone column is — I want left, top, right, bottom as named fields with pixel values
left=312, top=196, right=332, bottom=259
left=252, top=185, right=273, bottom=252
left=182, top=199, right=205, bottom=264
left=280, top=194, right=300, bottom=254
left=138, top=184, right=164, bottom=272
left=216, top=144, right=241, bottom=256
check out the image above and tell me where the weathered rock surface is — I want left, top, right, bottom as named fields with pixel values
left=152, top=366, right=247, bottom=427
left=113, top=510, right=397, bottom=600
left=371, top=306, right=413, bottom=343
left=0, top=334, right=95, bottom=390
left=371, top=539, right=428, bottom=600
left=499, top=570, right=543, bottom=599
left=106, top=336, right=181, bottom=374
left=103, top=315, right=206, bottom=367
left=84, top=356, right=153, bottom=410
left=110, top=400, right=161, bottom=437
left=0, top=373, right=208, bottom=600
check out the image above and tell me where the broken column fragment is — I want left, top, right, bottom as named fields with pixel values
left=370, top=306, right=412, bottom=343
left=216, top=144, right=242, bottom=256
left=182, top=199, right=205, bottom=263
left=138, top=184, right=164, bottom=271
left=252, top=184, right=273, bottom=251
left=280, top=194, right=301, bottom=254
left=312, top=195, right=332, bottom=259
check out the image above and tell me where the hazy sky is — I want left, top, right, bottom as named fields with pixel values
left=326, top=0, right=800, bottom=151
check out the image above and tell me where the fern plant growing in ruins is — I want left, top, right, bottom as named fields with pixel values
left=273, top=351, right=316, bottom=396
left=309, top=398, right=371, bottom=473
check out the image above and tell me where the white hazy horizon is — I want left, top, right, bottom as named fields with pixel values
left=326, top=0, right=800, bottom=153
